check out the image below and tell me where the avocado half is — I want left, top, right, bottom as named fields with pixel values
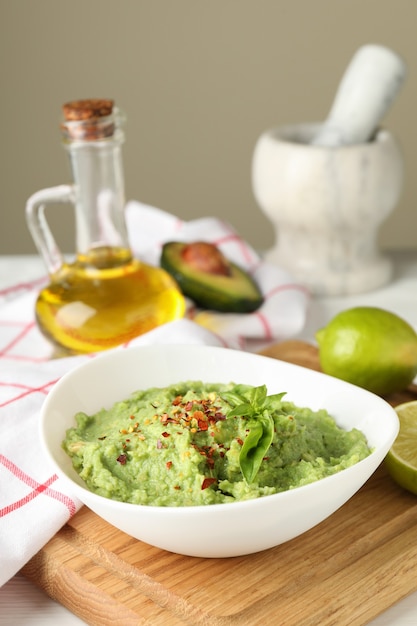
left=160, top=241, right=264, bottom=313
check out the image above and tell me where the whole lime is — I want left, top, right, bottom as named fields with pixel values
left=316, top=307, right=417, bottom=395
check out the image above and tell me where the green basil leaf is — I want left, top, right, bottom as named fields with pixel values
left=249, top=384, right=268, bottom=412
left=239, top=413, right=274, bottom=484
left=222, top=390, right=249, bottom=407
left=239, top=420, right=263, bottom=483
left=227, top=403, right=254, bottom=419
left=264, top=391, right=287, bottom=411
left=260, top=412, right=275, bottom=449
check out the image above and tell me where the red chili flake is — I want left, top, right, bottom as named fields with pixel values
left=185, top=401, right=194, bottom=411
left=192, top=411, right=209, bottom=430
left=172, top=395, right=183, bottom=406
left=98, top=436, right=106, bottom=440
left=117, top=454, right=127, bottom=465
left=197, top=419, right=208, bottom=431
left=125, top=439, right=130, bottom=442
left=236, top=438, right=244, bottom=446
left=166, top=461, right=173, bottom=470
left=206, top=457, right=215, bottom=469
left=201, top=477, right=217, bottom=490
left=129, top=415, right=135, bottom=420
left=160, top=413, right=169, bottom=424
left=192, top=410, right=207, bottom=431
left=161, top=431, right=170, bottom=438
left=174, top=485, right=181, bottom=490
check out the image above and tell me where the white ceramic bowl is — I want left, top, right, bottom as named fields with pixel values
left=40, top=344, right=399, bottom=558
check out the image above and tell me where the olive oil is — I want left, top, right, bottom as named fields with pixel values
left=35, top=246, right=185, bottom=355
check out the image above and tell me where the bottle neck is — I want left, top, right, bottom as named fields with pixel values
left=61, top=108, right=131, bottom=259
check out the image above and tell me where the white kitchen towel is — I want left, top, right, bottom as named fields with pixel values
left=0, top=201, right=309, bottom=586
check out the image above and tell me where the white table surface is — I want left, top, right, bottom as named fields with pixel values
left=1, top=252, right=417, bottom=626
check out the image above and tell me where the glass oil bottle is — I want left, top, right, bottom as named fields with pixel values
left=25, top=99, right=185, bottom=355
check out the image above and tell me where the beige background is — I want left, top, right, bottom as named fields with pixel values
left=1, top=0, right=416, bottom=257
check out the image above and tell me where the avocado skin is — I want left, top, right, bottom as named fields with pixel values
left=160, top=242, right=264, bottom=313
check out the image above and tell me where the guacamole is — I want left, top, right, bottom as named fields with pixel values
left=62, top=381, right=371, bottom=506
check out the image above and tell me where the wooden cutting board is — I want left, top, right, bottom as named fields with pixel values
left=21, top=341, right=417, bottom=626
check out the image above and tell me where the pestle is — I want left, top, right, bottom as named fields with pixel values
left=312, top=44, right=406, bottom=147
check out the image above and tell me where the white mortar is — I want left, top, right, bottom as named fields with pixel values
left=252, top=123, right=404, bottom=295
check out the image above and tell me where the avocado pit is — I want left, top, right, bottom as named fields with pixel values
left=181, top=242, right=231, bottom=276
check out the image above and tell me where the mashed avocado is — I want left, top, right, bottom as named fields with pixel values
left=62, top=381, right=371, bottom=506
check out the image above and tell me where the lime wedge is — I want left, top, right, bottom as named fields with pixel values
left=385, top=401, right=417, bottom=495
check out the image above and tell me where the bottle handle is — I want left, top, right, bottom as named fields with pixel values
left=25, top=184, right=75, bottom=275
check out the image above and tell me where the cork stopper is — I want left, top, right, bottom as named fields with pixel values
left=61, top=99, right=117, bottom=140
left=62, top=99, right=114, bottom=121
